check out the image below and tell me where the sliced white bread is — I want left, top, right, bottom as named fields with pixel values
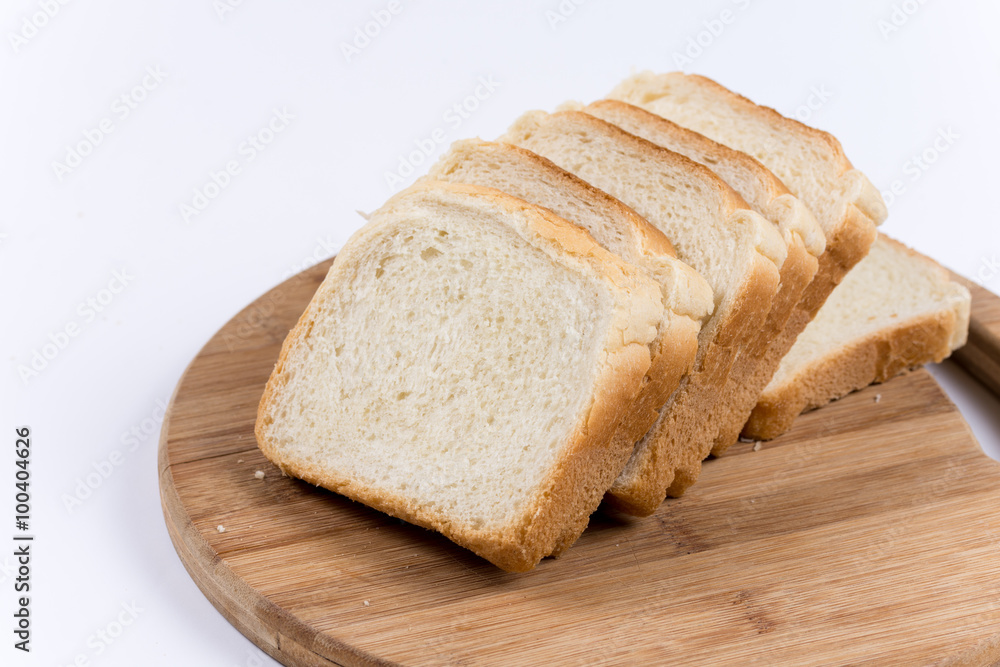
left=256, top=181, right=667, bottom=572
left=501, top=110, right=786, bottom=515
left=744, top=234, right=971, bottom=439
left=573, top=99, right=827, bottom=461
left=425, top=139, right=714, bottom=513
left=427, top=139, right=680, bottom=260
left=608, top=72, right=889, bottom=449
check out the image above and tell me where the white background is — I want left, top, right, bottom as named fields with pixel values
left=3, top=0, right=999, bottom=664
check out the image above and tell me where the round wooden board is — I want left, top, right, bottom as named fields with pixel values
left=160, top=259, right=1000, bottom=666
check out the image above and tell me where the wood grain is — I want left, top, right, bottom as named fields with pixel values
left=160, top=258, right=1000, bottom=666
left=950, top=271, right=1000, bottom=397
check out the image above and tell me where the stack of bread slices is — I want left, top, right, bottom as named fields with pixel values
left=255, top=72, right=971, bottom=572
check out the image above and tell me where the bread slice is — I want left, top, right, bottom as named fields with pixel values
left=255, top=181, right=667, bottom=572
left=427, top=139, right=681, bottom=260
left=501, top=110, right=786, bottom=515
left=425, top=139, right=714, bottom=516
left=608, top=72, right=889, bottom=448
left=744, top=234, right=971, bottom=439
left=573, top=99, right=826, bottom=461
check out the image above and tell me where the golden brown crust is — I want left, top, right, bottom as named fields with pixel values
left=606, top=72, right=888, bottom=452
left=499, top=108, right=787, bottom=514
left=743, top=235, right=970, bottom=441
left=500, top=109, right=787, bottom=278
left=501, top=110, right=788, bottom=514
left=256, top=182, right=663, bottom=571
left=707, top=236, right=819, bottom=456
left=512, top=339, right=652, bottom=568
left=608, top=250, right=781, bottom=514
left=575, top=96, right=824, bottom=463
left=678, top=72, right=887, bottom=244
left=427, top=137, right=711, bottom=481
left=508, top=111, right=787, bottom=515
left=584, top=99, right=827, bottom=257
left=547, top=311, right=703, bottom=557
left=611, top=313, right=702, bottom=462
left=451, top=127, right=713, bottom=549
left=435, top=182, right=705, bottom=563
left=737, top=203, right=879, bottom=442
left=429, top=138, right=678, bottom=259
left=285, top=331, right=651, bottom=573
left=550, top=110, right=757, bottom=218
left=525, top=111, right=789, bottom=330
left=798, top=202, right=880, bottom=316
left=429, top=140, right=681, bottom=454
left=609, top=70, right=885, bottom=262
left=743, top=308, right=961, bottom=441
left=679, top=74, right=854, bottom=168
left=586, top=99, right=789, bottom=204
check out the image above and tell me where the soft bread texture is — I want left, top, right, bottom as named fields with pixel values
left=608, top=72, right=888, bottom=451
left=573, top=99, right=826, bottom=459
left=427, top=139, right=679, bottom=260
left=256, top=182, right=665, bottom=571
left=425, top=139, right=714, bottom=513
left=744, top=234, right=971, bottom=440
left=501, top=110, right=785, bottom=515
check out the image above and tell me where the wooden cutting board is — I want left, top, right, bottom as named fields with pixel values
left=159, top=259, right=1000, bottom=667
left=950, top=271, right=1000, bottom=397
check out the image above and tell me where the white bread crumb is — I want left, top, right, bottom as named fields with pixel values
left=752, top=441, right=762, bottom=452
left=254, top=470, right=265, bottom=480
left=217, top=525, right=225, bottom=533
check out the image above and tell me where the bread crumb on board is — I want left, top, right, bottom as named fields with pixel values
left=363, top=600, right=370, bottom=607
left=217, top=525, right=225, bottom=533
left=254, top=470, right=265, bottom=480
left=237, top=459, right=244, bottom=464
left=875, top=394, right=882, bottom=403
left=752, top=441, right=762, bottom=452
